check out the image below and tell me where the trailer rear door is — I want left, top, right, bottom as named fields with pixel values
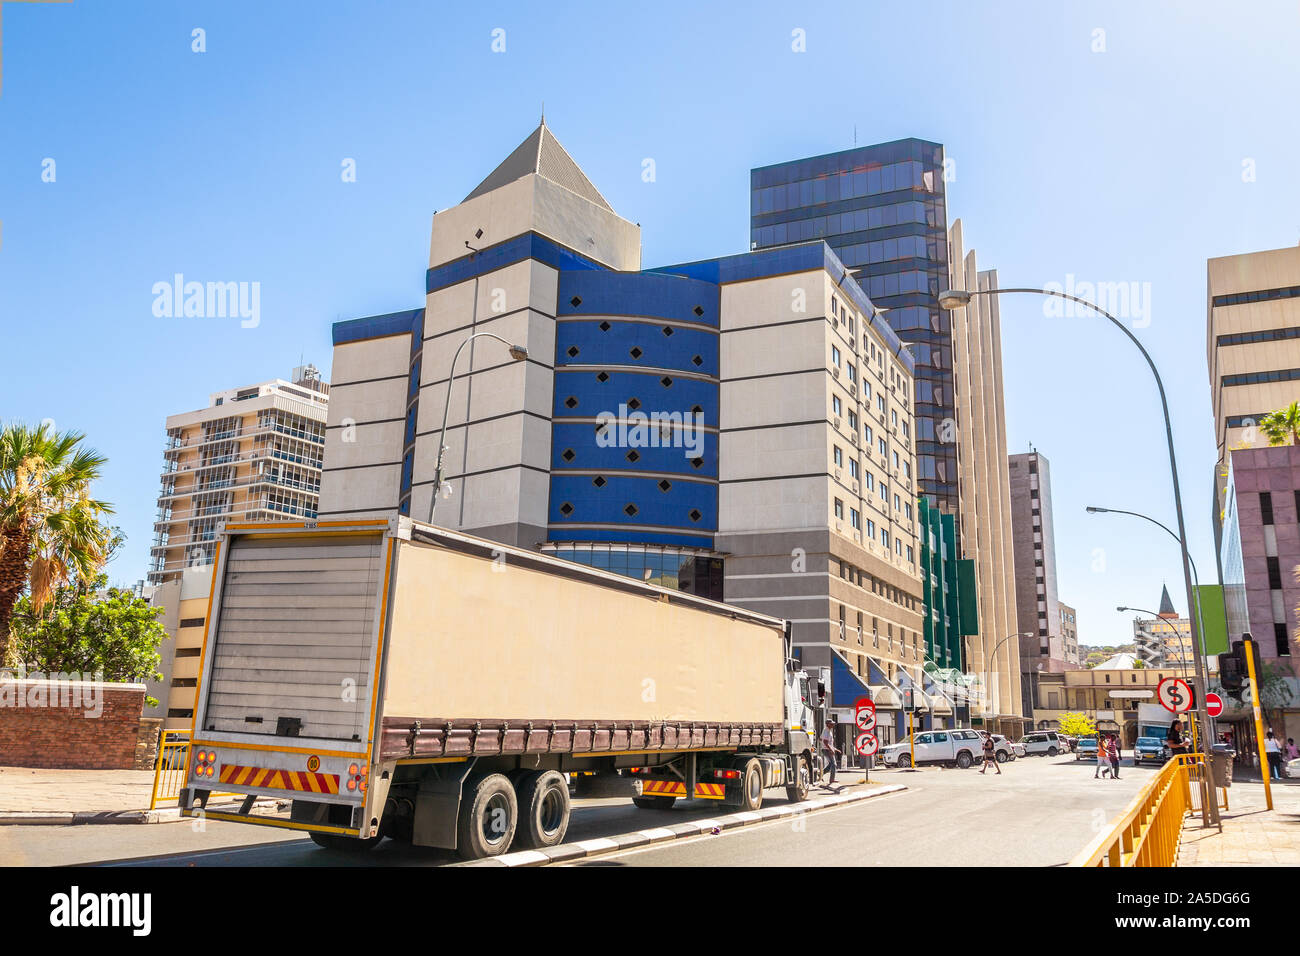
left=199, top=529, right=388, bottom=743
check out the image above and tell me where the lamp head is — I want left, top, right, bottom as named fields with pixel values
left=937, top=289, right=973, bottom=310
left=508, top=345, right=529, bottom=361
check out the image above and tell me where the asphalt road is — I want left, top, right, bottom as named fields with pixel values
left=0, top=754, right=1159, bottom=867
left=570, top=754, right=1160, bottom=867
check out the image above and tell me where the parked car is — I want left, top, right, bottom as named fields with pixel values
left=880, top=729, right=1012, bottom=768
left=1075, top=737, right=1099, bottom=761
left=1011, top=740, right=1027, bottom=758
left=1134, top=736, right=1171, bottom=764
left=1019, top=731, right=1068, bottom=756
left=987, top=733, right=1017, bottom=762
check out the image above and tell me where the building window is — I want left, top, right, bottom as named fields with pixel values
left=831, top=346, right=841, bottom=367
left=834, top=499, right=844, bottom=520
left=850, top=459, right=859, bottom=480
left=1261, top=492, right=1274, bottom=526
left=1268, top=556, right=1282, bottom=590
left=1275, top=622, right=1291, bottom=657
left=851, top=508, right=861, bottom=530
left=834, top=446, right=843, bottom=467
left=832, top=395, right=842, bottom=417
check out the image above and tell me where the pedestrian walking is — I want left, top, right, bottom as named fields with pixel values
left=979, top=732, right=1001, bottom=775
left=1264, top=729, right=1283, bottom=780
left=1106, top=734, right=1122, bottom=779
left=820, top=719, right=841, bottom=786
left=1094, top=732, right=1110, bottom=779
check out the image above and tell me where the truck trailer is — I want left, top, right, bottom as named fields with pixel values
left=180, top=518, right=822, bottom=859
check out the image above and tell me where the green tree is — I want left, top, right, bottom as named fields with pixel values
left=1260, top=401, right=1300, bottom=446
left=7, top=577, right=167, bottom=705
left=1058, top=711, right=1097, bottom=737
left=0, top=423, right=114, bottom=661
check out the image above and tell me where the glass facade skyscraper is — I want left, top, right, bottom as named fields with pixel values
left=751, top=139, right=957, bottom=513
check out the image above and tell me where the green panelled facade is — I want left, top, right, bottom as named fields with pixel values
left=918, top=497, right=979, bottom=671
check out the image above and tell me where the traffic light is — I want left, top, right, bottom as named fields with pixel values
left=1220, top=637, right=1264, bottom=694
left=1218, top=649, right=1244, bottom=693
left=902, top=687, right=914, bottom=711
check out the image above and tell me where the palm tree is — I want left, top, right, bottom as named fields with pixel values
left=1259, top=401, right=1300, bottom=446
left=0, top=423, right=113, bottom=662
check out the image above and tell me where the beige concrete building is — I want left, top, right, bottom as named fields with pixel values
left=1032, top=664, right=1186, bottom=745
left=1208, top=243, right=1300, bottom=519
left=143, top=566, right=214, bottom=728
left=150, top=366, right=329, bottom=583
left=947, top=220, right=1023, bottom=733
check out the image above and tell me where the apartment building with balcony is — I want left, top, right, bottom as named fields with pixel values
left=148, top=365, right=329, bottom=584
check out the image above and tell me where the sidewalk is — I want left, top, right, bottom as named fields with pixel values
left=0, top=765, right=278, bottom=825
left=1177, top=780, right=1300, bottom=865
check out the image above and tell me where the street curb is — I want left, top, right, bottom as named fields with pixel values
left=0, top=798, right=281, bottom=826
left=458, top=783, right=908, bottom=867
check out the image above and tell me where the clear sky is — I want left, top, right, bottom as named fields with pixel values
left=2, top=0, right=1297, bottom=649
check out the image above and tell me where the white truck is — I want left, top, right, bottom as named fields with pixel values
left=180, top=518, right=823, bottom=859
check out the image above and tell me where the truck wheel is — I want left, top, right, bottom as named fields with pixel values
left=955, top=751, right=973, bottom=769
left=896, top=754, right=912, bottom=769
left=785, top=754, right=810, bottom=803
left=632, top=795, right=676, bottom=810
left=455, top=773, right=518, bottom=860
left=515, top=770, right=570, bottom=849
left=309, top=831, right=384, bottom=852
left=741, top=759, right=763, bottom=811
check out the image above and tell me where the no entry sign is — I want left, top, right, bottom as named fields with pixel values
left=1157, top=677, right=1194, bottom=714
left=1206, top=692, right=1224, bottom=718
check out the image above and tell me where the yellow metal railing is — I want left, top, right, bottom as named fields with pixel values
left=149, top=728, right=193, bottom=810
left=1070, top=754, right=1211, bottom=867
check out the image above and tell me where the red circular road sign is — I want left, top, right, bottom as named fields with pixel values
left=854, top=695, right=876, bottom=731
left=855, top=731, right=879, bottom=757
left=1157, top=677, right=1194, bottom=714
left=854, top=696, right=875, bottom=714
left=1206, top=692, right=1224, bottom=718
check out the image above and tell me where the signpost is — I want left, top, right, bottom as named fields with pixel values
left=854, top=696, right=876, bottom=778
left=1242, top=635, right=1273, bottom=811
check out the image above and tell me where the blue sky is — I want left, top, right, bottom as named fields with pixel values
left=2, top=0, right=1297, bottom=648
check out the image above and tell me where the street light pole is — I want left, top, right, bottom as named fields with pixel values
left=1087, top=505, right=1207, bottom=687
left=428, top=331, right=528, bottom=524
left=939, top=285, right=1217, bottom=825
left=985, top=631, right=1029, bottom=736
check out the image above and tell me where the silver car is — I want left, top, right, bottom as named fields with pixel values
left=1019, top=731, right=1067, bottom=756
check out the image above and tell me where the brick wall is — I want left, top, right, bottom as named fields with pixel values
left=0, top=681, right=147, bottom=769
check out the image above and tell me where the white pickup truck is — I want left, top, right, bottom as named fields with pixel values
left=880, top=729, right=1011, bottom=768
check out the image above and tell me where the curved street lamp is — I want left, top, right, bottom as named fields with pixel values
left=428, top=331, right=528, bottom=524
left=939, top=285, right=1216, bottom=824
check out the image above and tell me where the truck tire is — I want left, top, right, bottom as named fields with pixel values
left=785, top=754, right=810, bottom=802
left=740, top=759, right=763, bottom=811
left=515, top=770, right=570, bottom=849
left=455, top=773, right=518, bottom=860
left=955, top=751, right=973, bottom=769
left=309, top=831, right=384, bottom=852
left=632, top=795, right=677, bottom=810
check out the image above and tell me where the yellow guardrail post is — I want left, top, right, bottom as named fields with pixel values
left=1070, top=753, right=1208, bottom=867
left=150, top=728, right=193, bottom=810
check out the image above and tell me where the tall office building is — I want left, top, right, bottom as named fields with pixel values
left=751, top=140, right=956, bottom=512
left=1008, top=449, right=1067, bottom=718
left=1207, top=243, right=1300, bottom=532
left=749, top=143, right=1022, bottom=729
left=149, top=366, right=329, bottom=583
left=322, top=122, right=941, bottom=747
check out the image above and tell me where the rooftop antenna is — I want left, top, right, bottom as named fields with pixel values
left=541, top=102, right=545, bottom=126
left=853, top=123, right=857, bottom=147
